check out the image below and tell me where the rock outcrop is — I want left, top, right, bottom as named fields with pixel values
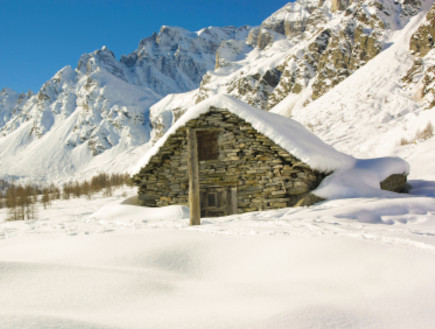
left=403, top=3, right=435, bottom=109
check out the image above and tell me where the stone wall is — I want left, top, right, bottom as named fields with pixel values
left=133, top=107, right=326, bottom=213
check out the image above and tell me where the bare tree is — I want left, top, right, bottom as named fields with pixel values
left=82, top=181, right=91, bottom=199
left=63, top=182, right=72, bottom=200
left=50, top=184, right=61, bottom=200
left=42, top=188, right=51, bottom=209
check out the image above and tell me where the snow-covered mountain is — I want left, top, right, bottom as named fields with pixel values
left=0, top=0, right=433, bottom=186
left=155, top=0, right=431, bottom=117
left=0, top=26, right=247, bottom=183
left=149, top=0, right=434, bottom=165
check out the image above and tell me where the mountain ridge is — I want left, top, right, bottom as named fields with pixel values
left=0, top=0, right=433, bottom=185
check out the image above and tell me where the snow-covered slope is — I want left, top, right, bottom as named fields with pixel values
left=0, top=64, right=158, bottom=183
left=273, top=0, right=434, bottom=159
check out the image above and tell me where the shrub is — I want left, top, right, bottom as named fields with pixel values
left=2, top=172, right=133, bottom=221
left=63, top=182, right=72, bottom=200
left=42, top=188, right=51, bottom=209
left=400, top=137, right=411, bottom=146
left=415, top=122, right=434, bottom=140
left=400, top=122, right=434, bottom=145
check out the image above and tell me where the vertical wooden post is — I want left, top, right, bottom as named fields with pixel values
left=187, top=129, right=201, bottom=225
left=230, top=187, right=238, bottom=215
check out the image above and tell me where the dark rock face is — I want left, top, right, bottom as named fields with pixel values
left=401, top=0, right=422, bottom=17
left=196, top=68, right=283, bottom=111
left=410, top=4, right=434, bottom=57
left=403, top=3, right=435, bottom=110
left=203, top=0, right=395, bottom=112
left=134, top=107, right=327, bottom=214
left=331, top=0, right=349, bottom=12
left=270, top=4, right=385, bottom=108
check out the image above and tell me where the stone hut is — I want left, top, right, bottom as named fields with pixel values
left=134, top=95, right=408, bottom=223
left=133, top=95, right=358, bottom=221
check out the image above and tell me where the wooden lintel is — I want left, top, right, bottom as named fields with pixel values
left=190, top=127, right=223, bottom=132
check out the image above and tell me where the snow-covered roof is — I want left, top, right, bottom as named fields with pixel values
left=135, top=94, right=410, bottom=200
left=136, top=94, right=354, bottom=173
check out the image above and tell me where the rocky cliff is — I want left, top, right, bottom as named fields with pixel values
left=150, top=0, right=430, bottom=141
left=403, top=3, right=435, bottom=109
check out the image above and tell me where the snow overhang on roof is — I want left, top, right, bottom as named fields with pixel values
left=135, top=94, right=355, bottom=173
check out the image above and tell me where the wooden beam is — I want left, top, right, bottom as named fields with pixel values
left=230, top=187, right=238, bottom=215
left=187, top=129, right=201, bottom=225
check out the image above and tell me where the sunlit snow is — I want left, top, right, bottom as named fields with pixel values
left=1, top=0, right=434, bottom=328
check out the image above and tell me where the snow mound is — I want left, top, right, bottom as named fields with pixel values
left=314, top=157, right=410, bottom=199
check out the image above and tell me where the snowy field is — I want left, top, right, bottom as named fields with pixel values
left=1, top=138, right=435, bottom=329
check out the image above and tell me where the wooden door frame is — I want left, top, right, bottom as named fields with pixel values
left=200, top=186, right=238, bottom=217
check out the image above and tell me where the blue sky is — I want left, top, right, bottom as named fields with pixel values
left=1, top=0, right=290, bottom=93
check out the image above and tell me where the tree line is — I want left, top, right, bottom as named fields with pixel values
left=0, top=173, right=132, bottom=221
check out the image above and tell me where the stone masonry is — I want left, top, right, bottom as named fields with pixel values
left=133, top=107, right=326, bottom=214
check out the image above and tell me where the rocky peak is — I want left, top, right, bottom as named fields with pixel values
left=261, top=0, right=320, bottom=35
left=248, top=0, right=329, bottom=49
left=154, top=26, right=196, bottom=53
left=120, top=25, right=242, bottom=95
left=124, top=25, right=237, bottom=62
left=0, top=88, right=33, bottom=108
left=42, top=66, right=77, bottom=92
left=78, top=46, right=127, bottom=82
left=0, top=89, right=19, bottom=117
left=0, top=87, right=34, bottom=133
left=0, top=88, right=17, bottom=99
